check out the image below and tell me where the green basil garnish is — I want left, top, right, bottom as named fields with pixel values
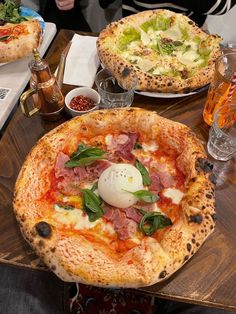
left=65, top=156, right=104, bottom=167
left=135, top=159, right=151, bottom=186
left=65, top=143, right=105, bottom=168
left=54, top=203, right=75, bottom=211
left=134, top=142, right=142, bottom=149
left=139, top=211, right=172, bottom=236
left=81, top=189, right=104, bottom=222
left=126, top=190, right=159, bottom=203
left=91, top=181, right=98, bottom=192
left=0, top=35, right=10, bottom=41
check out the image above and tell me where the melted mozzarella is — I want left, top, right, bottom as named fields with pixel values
left=98, top=164, right=144, bottom=208
left=54, top=206, right=99, bottom=230
left=54, top=205, right=116, bottom=235
left=142, top=142, right=158, bottom=152
left=163, top=188, right=184, bottom=204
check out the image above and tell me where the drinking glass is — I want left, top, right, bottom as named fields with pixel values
left=203, top=53, right=236, bottom=126
left=95, top=68, right=137, bottom=109
left=207, top=103, right=236, bottom=161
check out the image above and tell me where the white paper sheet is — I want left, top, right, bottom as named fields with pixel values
left=63, top=34, right=100, bottom=87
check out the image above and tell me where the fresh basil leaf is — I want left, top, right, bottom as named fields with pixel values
left=65, top=143, right=106, bottom=168
left=70, top=143, right=104, bottom=159
left=134, top=142, right=142, bottom=149
left=54, top=203, right=75, bottom=211
left=81, top=189, right=104, bottom=222
left=65, top=156, right=105, bottom=167
left=0, top=35, right=10, bottom=41
left=70, top=143, right=88, bottom=158
left=126, top=190, right=159, bottom=203
left=139, top=211, right=172, bottom=236
left=91, top=181, right=98, bottom=192
left=135, top=159, right=151, bottom=186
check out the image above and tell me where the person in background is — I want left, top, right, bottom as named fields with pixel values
left=99, top=0, right=236, bottom=27
left=39, top=0, right=91, bottom=31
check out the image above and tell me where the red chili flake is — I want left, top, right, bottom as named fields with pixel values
left=69, top=95, right=95, bottom=111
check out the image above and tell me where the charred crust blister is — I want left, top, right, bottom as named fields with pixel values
left=206, top=193, right=213, bottom=199
left=189, top=214, right=203, bottom=224
left=184, top=255, right=189, bottom=262
left=195, top=158, right=213, bottom=173
left=159, top=270, right=167, bottom=279
left=35, top=221, right=52, bottom=238
left=187, top=243, right=192, bottom=252
left=121, top=67, right=131, bottom=77
left=211, top=213, right=217, bottom=221
left=209, top=173, right=217, bottom=185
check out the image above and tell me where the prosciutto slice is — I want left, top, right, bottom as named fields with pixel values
left=85, top=160, right=111, bottom=180
left=54, top=152, right=80, bottom=195
left=107, top=133, right=139, bottom=161
left=151, top=162, right=177, bottom=188
left=54, top=153, right=111, bottom=194
left=103, top=204, right=141, bottom=240
left=149, top=173, right=163, bottom=193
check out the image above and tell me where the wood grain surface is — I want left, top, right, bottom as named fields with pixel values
left=0, top=30, right=236, bottom=310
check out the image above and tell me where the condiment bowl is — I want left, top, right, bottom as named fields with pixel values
left=65, top=87, right=100, bottom=117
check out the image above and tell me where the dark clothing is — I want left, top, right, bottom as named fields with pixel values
left=99, top=0, right=236, bottom=26
left=0, top=263, right=235, bottom=314
left=0, top=263, right=69, bottom=314
left=39, top=0, right=91, bottom=31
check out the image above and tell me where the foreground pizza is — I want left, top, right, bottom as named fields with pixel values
left=97, top=9, right=222, bottom=93
left=14, top=108, right=216, bottom=287
left=0, top=19, right=42, bottom=63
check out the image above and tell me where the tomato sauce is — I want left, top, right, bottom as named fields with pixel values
left=158, top=193, right=181, bottom=223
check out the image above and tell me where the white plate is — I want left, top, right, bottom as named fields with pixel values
left=0, top=6, right=45, bottom=66
left=135, top=85, right=209, bottom=98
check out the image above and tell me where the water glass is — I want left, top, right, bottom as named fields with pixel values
left=95, top=68, right=137, bottom=109
left=203, top=53, right=236, bottom=126
left=207, top=103, right=236, bottom=161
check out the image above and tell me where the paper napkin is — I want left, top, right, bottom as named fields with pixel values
left=63, top=34, right=100, bottom=87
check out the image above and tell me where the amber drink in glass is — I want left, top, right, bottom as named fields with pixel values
left=203, top=53, right=236, bottom=126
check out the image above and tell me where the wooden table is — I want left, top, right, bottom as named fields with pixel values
left=0, top=29, right=236, bottom=311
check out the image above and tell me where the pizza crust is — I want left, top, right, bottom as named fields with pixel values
left=13, top=108, right=215, bottom=287
left=97, top=10, right=221, bottom=93
left=0, top=19, right=42, bottom=63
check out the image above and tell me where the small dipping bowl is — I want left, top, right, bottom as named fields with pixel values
left=65, top=87, right=100, bottom=117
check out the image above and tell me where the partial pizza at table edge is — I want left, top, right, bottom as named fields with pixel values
left=13, top=108, right=215, bottom=287
left=97, top=9, right=222, bottom=93
left=0, top=19, right=42, bottom=63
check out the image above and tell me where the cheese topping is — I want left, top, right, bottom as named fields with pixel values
left=54, top=205, right=116, bottom=234
left=98, top=164, right=144, bottom=208
left=163, top=188, right=184, bottom=204
left=54, top=206, right=99, bottom=230
left=142, top=142, right=158, bottom=152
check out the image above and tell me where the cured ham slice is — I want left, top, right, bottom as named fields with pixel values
left=85, top=160, right=111, bottom=180
left=149, top=173, right=163, bottom=193
left=106, top=133, right=139, bottom=161
left=55, top=154, right=111, bottom=194
left=103, top=204, right=139, bottom=240
left=55, top=152, right=80, bottom=195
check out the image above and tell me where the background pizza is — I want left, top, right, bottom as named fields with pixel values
left=0, top=1, right=42, bottom=63
left=13, top=108, right=215, bottom=287
left=97, top=9, right=222, bottom=93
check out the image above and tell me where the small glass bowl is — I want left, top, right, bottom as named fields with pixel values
left=65, top=87, right=100, bottom=117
